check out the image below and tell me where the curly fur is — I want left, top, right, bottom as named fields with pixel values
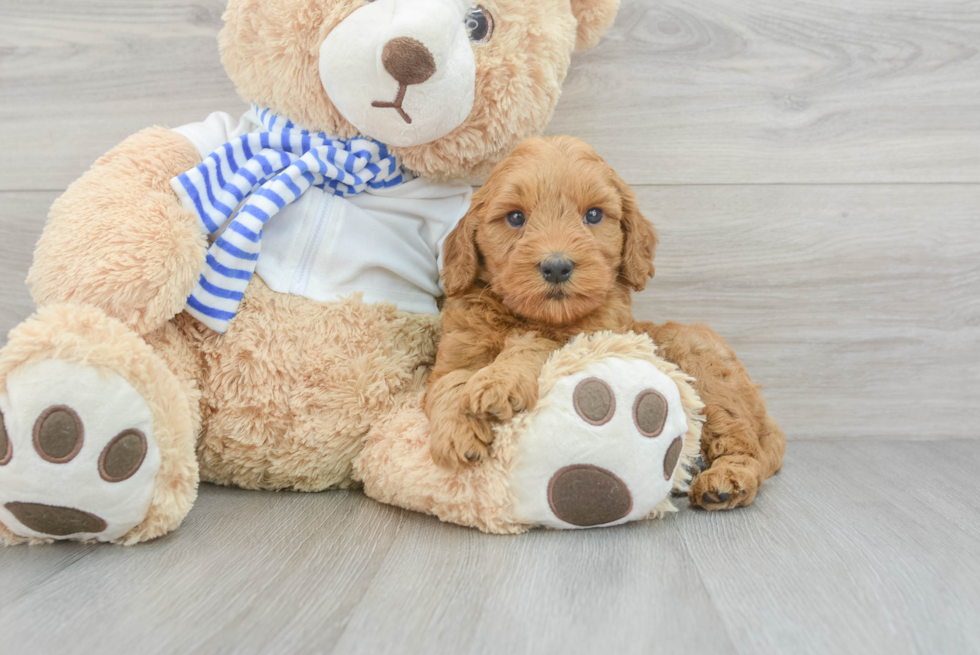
left=426, top=136, right=785, bottom=508
left=426, top=136, right=658, bottom=467
left=356, top=330, right=703, bottom=534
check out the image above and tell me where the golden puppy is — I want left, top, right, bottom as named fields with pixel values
left=425, top=136, right=785, bottom=510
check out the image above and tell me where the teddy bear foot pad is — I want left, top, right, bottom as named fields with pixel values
left=356, top=332, right=703, bottom=534
left=0, top=360, right=161, bottom=541
left=509, top=355, right=691, bottom=530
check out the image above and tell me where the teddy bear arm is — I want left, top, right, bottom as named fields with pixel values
left=27, top=128, right=207, bottom=336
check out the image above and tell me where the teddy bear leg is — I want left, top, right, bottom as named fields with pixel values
left=358, top=333, right=703, bottom=533
left=635, top=321, right=786, bottom=510
left=0, top=305, right=200, bottom=545
left=184, top=278, right=442, bottom=492
left=507, top=348, right=701, bottom=530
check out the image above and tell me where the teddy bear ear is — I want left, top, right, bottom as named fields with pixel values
left=571, top=0, right=621, bottom=51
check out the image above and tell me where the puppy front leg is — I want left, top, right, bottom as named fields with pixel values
left=463, top=333, right=560, bottom=422
left=426, top=369, right=497, bottom=468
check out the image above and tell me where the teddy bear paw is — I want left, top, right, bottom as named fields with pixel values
left=0, top=360, right=161, bottom=542
left=509, top=357, right=692, bottom=530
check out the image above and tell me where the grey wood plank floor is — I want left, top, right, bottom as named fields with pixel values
left=1, top=440, right=977, bottom=655
left=1, top=0, right=979, bottom=653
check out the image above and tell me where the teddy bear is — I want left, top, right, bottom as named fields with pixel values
left=0, top=0, right=630, bottom=544
left=0, top=0, right=783, bottom=544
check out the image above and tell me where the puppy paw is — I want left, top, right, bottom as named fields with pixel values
left=429, top=411, right=495, bottom=469
left=689, top=457, right=759, bottom=510
left=463, top=366, right=538, bottom=422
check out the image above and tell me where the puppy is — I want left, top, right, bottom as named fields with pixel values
left=425, top=136, right=785, bottom=510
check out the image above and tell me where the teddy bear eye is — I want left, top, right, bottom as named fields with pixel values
left=506, top=211, right=526, bottom=228
left=465, top=6, right=494, bottom=44
left=584, top=208, right=604, bottom=225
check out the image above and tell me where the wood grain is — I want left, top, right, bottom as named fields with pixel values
left=0, top=488, right=410, bottom=654
left=2, top=0, right=979, bottom=190
left=331, top=513, right=736, bottom=655
left=1, top=441, right=978, bottom=654
left=0, top=0, right=239, bottom=191
left=680, top=440, right=980, bottom=655
left=550, top=0, right=980, bottom=184
left=0, top=191, right=54, bottom=338
left=631, top=184, right=980, bottom=440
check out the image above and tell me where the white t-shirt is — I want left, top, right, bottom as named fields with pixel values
left=172, top=110, right=472, bottom=314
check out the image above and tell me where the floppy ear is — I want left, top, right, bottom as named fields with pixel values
left=615, top=174, right=658, bottom=292
left=570, top=0, right=621, bottom=51
left=441, top=197, right=483, bottom=297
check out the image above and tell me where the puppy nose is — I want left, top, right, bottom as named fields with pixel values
left=539, top=257, right=575, bottom=284
left=381, top=37, right=437, bottom=86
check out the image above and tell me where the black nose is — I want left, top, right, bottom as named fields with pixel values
left=539, top=258, right=575, bottom=284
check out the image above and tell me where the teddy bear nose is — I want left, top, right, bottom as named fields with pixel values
left=539, top=257, right=575, bottom=284
left=381, top=37, right=437, bottom=87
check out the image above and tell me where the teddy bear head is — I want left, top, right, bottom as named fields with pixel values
left=219, top=0, right=620, bottom=179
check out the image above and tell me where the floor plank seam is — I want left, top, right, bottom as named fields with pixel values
left=677, top=529, right=746, bottom=655
left=322, top=509, right=409, bottom=655
left=2, top=546, right=99, bottom=607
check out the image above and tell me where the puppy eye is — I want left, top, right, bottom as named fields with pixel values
left=584, top=208, right=604, bottom=225
left=465, top=6, right=494, bottom=44
left=506, top=211, right=526, bottom=228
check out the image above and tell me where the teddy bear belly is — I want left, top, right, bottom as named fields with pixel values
left=178, top=276, right=441, bottom=492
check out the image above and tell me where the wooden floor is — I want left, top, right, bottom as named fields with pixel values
left=1, top=440, right=978, bottom=654
left=1, top=0, right=979, bottom=653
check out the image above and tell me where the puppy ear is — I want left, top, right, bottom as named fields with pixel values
left=441, top=197, right=483, bottom=297
left=615, top=174, right=658, bottom=292
left=570, top=0, right=621, bottom=51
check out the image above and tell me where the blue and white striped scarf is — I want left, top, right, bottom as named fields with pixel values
left=172, top=107, right=409, bottom=333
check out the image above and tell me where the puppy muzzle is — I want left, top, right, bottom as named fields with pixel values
left=539, top=257, right=576, bottom=285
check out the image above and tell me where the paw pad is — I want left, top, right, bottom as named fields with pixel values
left=573, top=378, right=615, bottom=425
left=663, top=437, right=683, bottom=481
left=548, top=464, right=632, bottom=527
left=509, top=356, right=692, bottom=530
left=633, top=390, right=668, bottom=437
left=0, top=410, right=10, bottom=466
left=0, top=359, right=161, bottom=541
left=33, top=405, right=84, bottom=464
left=99, top=430, right=148, bottom=483
left=4, top=501, right=107, bottom=537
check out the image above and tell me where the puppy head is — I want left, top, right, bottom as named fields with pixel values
left=443, top=136, right=657, bottom=324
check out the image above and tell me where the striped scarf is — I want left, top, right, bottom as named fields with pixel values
left=172, top=107, right=409, bottom=333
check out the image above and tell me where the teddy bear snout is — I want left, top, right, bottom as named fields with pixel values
left=319, top=0, right=476, bottom=147
left=381, top=37, right=437, bottom=87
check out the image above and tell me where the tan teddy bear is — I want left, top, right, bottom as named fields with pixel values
left=0, top=0, right=634, bottom=544
left=0, top=0, right=782, bottom=544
